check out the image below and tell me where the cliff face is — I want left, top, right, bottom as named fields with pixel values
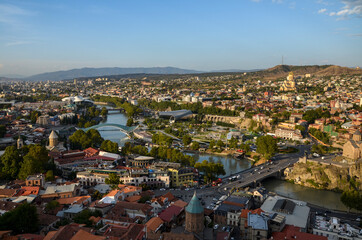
left=285, top=161, right=362, bottom=192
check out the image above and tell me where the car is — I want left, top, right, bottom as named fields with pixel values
left=213, top=198, right=218, bottom=201
left=160, top=188, right=166, bottom=191
left=213, top=224, right=219, bottom=230
left=222, top=226, right=226, bottom=231
left=185, top=188, right=190, bottom=191
left=356, top=217, right=361, bottom=221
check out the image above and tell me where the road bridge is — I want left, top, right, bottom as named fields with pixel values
left=218, top=145, right=310, bottom=193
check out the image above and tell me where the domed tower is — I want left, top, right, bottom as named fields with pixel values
left=49, top=130, right=58, bottom=148
left=185, top=191, right=204, bottom=233
left=352, top=130, right=361, bottom=142
left=287, top=72, right=294, bottom=81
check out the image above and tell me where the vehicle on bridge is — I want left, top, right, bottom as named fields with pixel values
left=212, top=178, right=222, bottom=186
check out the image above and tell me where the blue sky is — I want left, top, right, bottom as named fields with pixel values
left=0, top=0, right=361, bottom=76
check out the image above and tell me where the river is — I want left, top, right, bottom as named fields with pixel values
left=262, top=178, right=348, bottom=212
left=187, top=152, right=252, bottom=177
left=97, top=110, right=129, bottom=146
left=96, top=111, right=347, bottom=211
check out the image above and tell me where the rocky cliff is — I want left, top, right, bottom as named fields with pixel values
left=285, top=161, right=362, bottom=192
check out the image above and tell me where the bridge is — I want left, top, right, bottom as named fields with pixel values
left=218, top=145, right=309, bottom=193
left=203, top=114, right=240, bottom=125
left=81, top=123, right=138, bottom=137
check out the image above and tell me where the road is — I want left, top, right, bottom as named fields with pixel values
left=216, top=145, right=310, bottom=194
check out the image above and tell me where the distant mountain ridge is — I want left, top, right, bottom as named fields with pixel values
left=254, top=65, right=362, bottom=79
left=1, top=64, right=360, bottom=82
left=24, top=67, right=201, bottom=81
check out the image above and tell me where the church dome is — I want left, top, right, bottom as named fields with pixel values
left=185, top=192, right=204, bottom=214
left=49, top=130, right=58, bottom=139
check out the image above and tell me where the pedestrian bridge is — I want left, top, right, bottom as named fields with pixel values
left=82, top=123, right=138, bottom=136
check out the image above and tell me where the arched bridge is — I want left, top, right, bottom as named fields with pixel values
left=81, top=123, right=138, bottom=137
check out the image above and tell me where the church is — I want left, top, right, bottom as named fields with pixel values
left=342, top=130, right=362, bottom=161
left=280, top=72, right=297, bottom=91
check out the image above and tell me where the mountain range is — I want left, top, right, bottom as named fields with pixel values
left=0, top=65, right=360, bottom=82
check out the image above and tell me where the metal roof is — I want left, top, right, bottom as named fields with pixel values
left=185, top=192, right=204, bottom=214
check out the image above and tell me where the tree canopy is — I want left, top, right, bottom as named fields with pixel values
left=18, top=145, right=49, bottom=180
left=256, top=135, right=278, bottom=157
left=69, top=129, right=104, bottom=150
left=100, top=140, right=119, bottom=153
left=194, top=160, right=225, bottom=183
left=0, top=203, right=39, bottom=234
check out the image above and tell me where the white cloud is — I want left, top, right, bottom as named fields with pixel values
left=329, top=0, right=362, bottom=19
left=251, top=0, right=262, bottom=2
left=272, top=0, right=283, bottom=3
left=317, top=0, right=329, bottom=5
left=318, top=8, right=327, bottom=13
left=0, top=64, right=3, bottom=69
left=5, top=41, right=33, bottom=47
left=349, top=33, right=362, bottom=36
left=0, top=3, right=34, bottom=26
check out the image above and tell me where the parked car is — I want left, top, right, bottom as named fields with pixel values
left=213, top=224, right=219, bottom=230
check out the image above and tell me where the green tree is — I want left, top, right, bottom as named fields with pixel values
left=194, top=160, right=225, bottom=183
left=209, top=140, right=216, bottom=149
left=228, top=137, right=238, bottom=149
left=69, top=129, right=104, bottom=150
left=295, top=125, right=306, bottom=132
left=30, top=111, right=41, bottom=124
left=216, top=140, right=225, bottom=149
left=73, top=209, right=102, bottom=227
left=0, top=203, right=39, bottom=234
left=126, top=118, right=134, bottom=127
left=100, top=107, right=108, bottom=116
left=92, top=190, right=103, bottom=200
left=18, top=145, right=49, bottom=180
left=256, top=135, right=278, bottom=157
left=100, top=140, right=119, bottom=153
left=0, top=146, right=22, bottom=180
left=340, top=190, right=362, bottom=212
left=45, top=170, right=55, bottom=181
left=190, top=141, right=200, bottom=151
left=182, top=135, right=192, bottom=146
left=105, top=173, right=120, bottom=187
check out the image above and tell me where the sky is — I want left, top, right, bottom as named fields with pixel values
left=0, top=0, right=362, bottom=77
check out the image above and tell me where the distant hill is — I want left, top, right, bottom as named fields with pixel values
left=24, top=67, right=201, bottom=81
left=252, top=65, right=362, bottom=80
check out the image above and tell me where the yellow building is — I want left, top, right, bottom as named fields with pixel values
left=280, top=72, right=297, bottom=91
left=168, top=168, right=196, bottom=187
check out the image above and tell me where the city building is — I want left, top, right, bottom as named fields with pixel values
left=168, top=167, right=196, bottom=188
left=261, top=196, right=310, bottom=231
left=313, top=215, right=362, bottom=240
left=26, top=174, right=45, bottom=187
left=342, top=130, right=362, bottom=161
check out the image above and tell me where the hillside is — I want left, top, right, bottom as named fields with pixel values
left=24, top=67, right=200, bottom=81
left=251, top=65, right=362, bottom=80
left=285, top=161, right=362, bottom=192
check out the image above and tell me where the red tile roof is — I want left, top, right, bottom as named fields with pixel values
left=145, top=217, right=164, bottom=232
left=272, top=225, right=328, bottom=240
left=158, top=205, right=183, bottom=223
